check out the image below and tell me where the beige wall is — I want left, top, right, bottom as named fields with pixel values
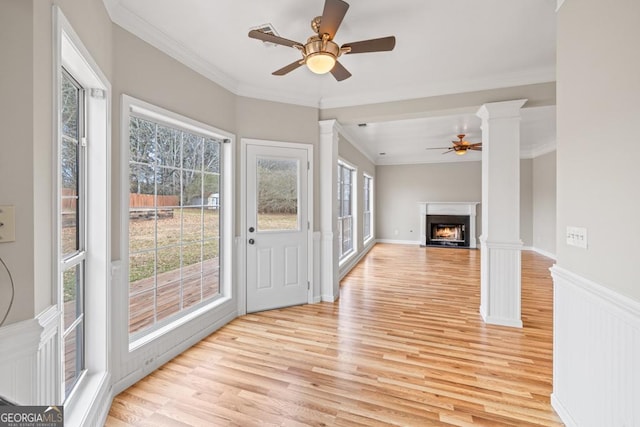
left=235, top=97, right=320, bottom=232
left=520, top=159, right=534, bottom=247
left=375, top=162, right=483, bottom=243
left=0, top=0, right=114, bottom=323
left=0, top=1, right=321, bottom=326
left=375, top=160, right=541, bottom=246
left=0, top=1, right=36, bottom=323
left=557, top=0, right=640, bottom=301
left=112, top=25, right=237, bottom=257
left=338, top=134, right=376, bottom=262
left=533, top=151, right=556, bottom=255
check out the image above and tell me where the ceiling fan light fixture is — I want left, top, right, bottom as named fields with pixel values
left=306, top=52, right=337, bottom=74
left=303, top=36, right=340, bottom=74
left=455, top=149, right=467, bottom=156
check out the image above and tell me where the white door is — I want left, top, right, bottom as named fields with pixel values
left=246, top=143, right=309, bottom=312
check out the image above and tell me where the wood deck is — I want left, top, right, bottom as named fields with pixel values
left=129, top=259, right=220, bottom=333
left=106, top=244, right=562, bottom=426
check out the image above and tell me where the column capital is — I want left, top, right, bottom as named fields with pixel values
left=319, top=119, right=339, bottom=135
left=476, top=99, right=527, bottom=121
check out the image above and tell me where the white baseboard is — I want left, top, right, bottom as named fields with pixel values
left=551, top=266, right=640, bottom=427
left=376, top=239, right=420, bottom=245
left=551, top=393, right=578, bottom=427
left=480, top=313, right=523, bottom=328
left=523, top=246, right=557, bottom=260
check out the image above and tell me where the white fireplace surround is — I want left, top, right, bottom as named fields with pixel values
left=419, top=202, right=480, bottom=248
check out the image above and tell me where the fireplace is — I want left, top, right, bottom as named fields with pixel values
left=418, top=202, right=479, bottom=248
left=426, top=215, right=470, bottom=247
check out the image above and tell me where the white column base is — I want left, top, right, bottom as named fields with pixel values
left=480, top=240, right=523, bottom=328
left=321, top=231, right=338, bottom=302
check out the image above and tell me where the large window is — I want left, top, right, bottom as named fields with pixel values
left=60, top=68, right=86, bottom=396
left=338, top=161, right=355, bottom=261
left=363, top=174, right=373, bottom=242
left=56, top=8, right=111, bottom=416
left=127, top=103, right=226, bottom=339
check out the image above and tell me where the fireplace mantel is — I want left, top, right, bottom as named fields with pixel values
left=419, top=202, right=480, bottom=248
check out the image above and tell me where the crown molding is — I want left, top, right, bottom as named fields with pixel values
left=319, top=68, right=556, bottom=110
left=103, top=0, right=556, bottom=111
left=521, top=141, right=556, bottom=159
left=375, top=156, right=482, bottom=167
left=104, top=0, right=239, bottom=95
left=335, top=126, right=376, bottom=165
left=235, top=82, right=320, bottom=108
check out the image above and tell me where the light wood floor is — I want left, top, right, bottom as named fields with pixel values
left=106, top=244, right=562, bottom=426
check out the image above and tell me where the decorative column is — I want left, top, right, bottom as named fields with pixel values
left=476, top=99, right=527, bottom=328
left=319, top=120, right=339, bottom=302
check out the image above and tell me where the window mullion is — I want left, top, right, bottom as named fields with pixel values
left=62, top=313, right=84, bottom=338
left=61, top=251, right=86, bottom=269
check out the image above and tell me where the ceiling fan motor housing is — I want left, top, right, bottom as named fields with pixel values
left=304, top=35, right=340, bottom=59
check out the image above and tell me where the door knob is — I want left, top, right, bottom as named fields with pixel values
left=249, top=227, right=255, bottom=233
left=248, top=238, right=255, bottom=245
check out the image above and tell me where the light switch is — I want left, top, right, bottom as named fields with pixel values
left=566, top=226, right=587, bottom=249
left=0, top=206, right=16, bottom=243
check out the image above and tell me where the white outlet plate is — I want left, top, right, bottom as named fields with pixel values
left=566, top=226, right=587, bottom=249
left=0, top=205, right=16, bottom=243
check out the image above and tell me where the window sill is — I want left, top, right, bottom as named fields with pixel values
left=129, top=295, right=231, bottom=352
left=338, top=249, right=356, bottom=268
left=64, top=370, right=110, bottom=427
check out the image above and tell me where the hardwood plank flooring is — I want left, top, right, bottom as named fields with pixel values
left=106, top=244, right=562, bottom=426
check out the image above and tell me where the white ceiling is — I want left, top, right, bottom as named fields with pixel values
left=104, top=0, right=558, bottom=164
left=341, top=105, right=557, bottom=165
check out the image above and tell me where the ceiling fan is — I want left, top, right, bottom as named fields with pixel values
left=248, top=0, right=396, bottom=81
left=426, top=134, right=483, bottom=156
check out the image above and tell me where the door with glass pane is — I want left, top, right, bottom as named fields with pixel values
left=246, top=143, right=308, bottom=312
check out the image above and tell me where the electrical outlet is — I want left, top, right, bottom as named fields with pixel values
left=0, top=206, right=16, bottom=243
left=566, top=226, right=587, bottom=249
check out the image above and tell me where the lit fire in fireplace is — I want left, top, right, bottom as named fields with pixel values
left=433, top=225, right=463, bottom=241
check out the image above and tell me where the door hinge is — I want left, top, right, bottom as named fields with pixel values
left=307, top=161, right=310, bottom=170
left=81, top=137, right=87, bottom=147
left=307, top=281, right=310, bottom=290
left=308, top=221, right=310, bottom=230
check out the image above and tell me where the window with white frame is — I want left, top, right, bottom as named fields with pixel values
left=125, top=98, right=230, bottom=340
left=56, top=7, right=111, bottom=406
left=337, top=161, right=355, bottom=261
left=60, top=67, right=86, bottom=396
left=363, top=174, right=373, bottom=242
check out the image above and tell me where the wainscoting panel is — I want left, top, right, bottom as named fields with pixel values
left=480, top=241, right=523, bottom=328
left=551, top=266, right=640, bottom=427
left=0, top=318, right=40, bottom=404
left=0, top=306, right=60, bottom=405
left=36, top=306, right=61, bottom=405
